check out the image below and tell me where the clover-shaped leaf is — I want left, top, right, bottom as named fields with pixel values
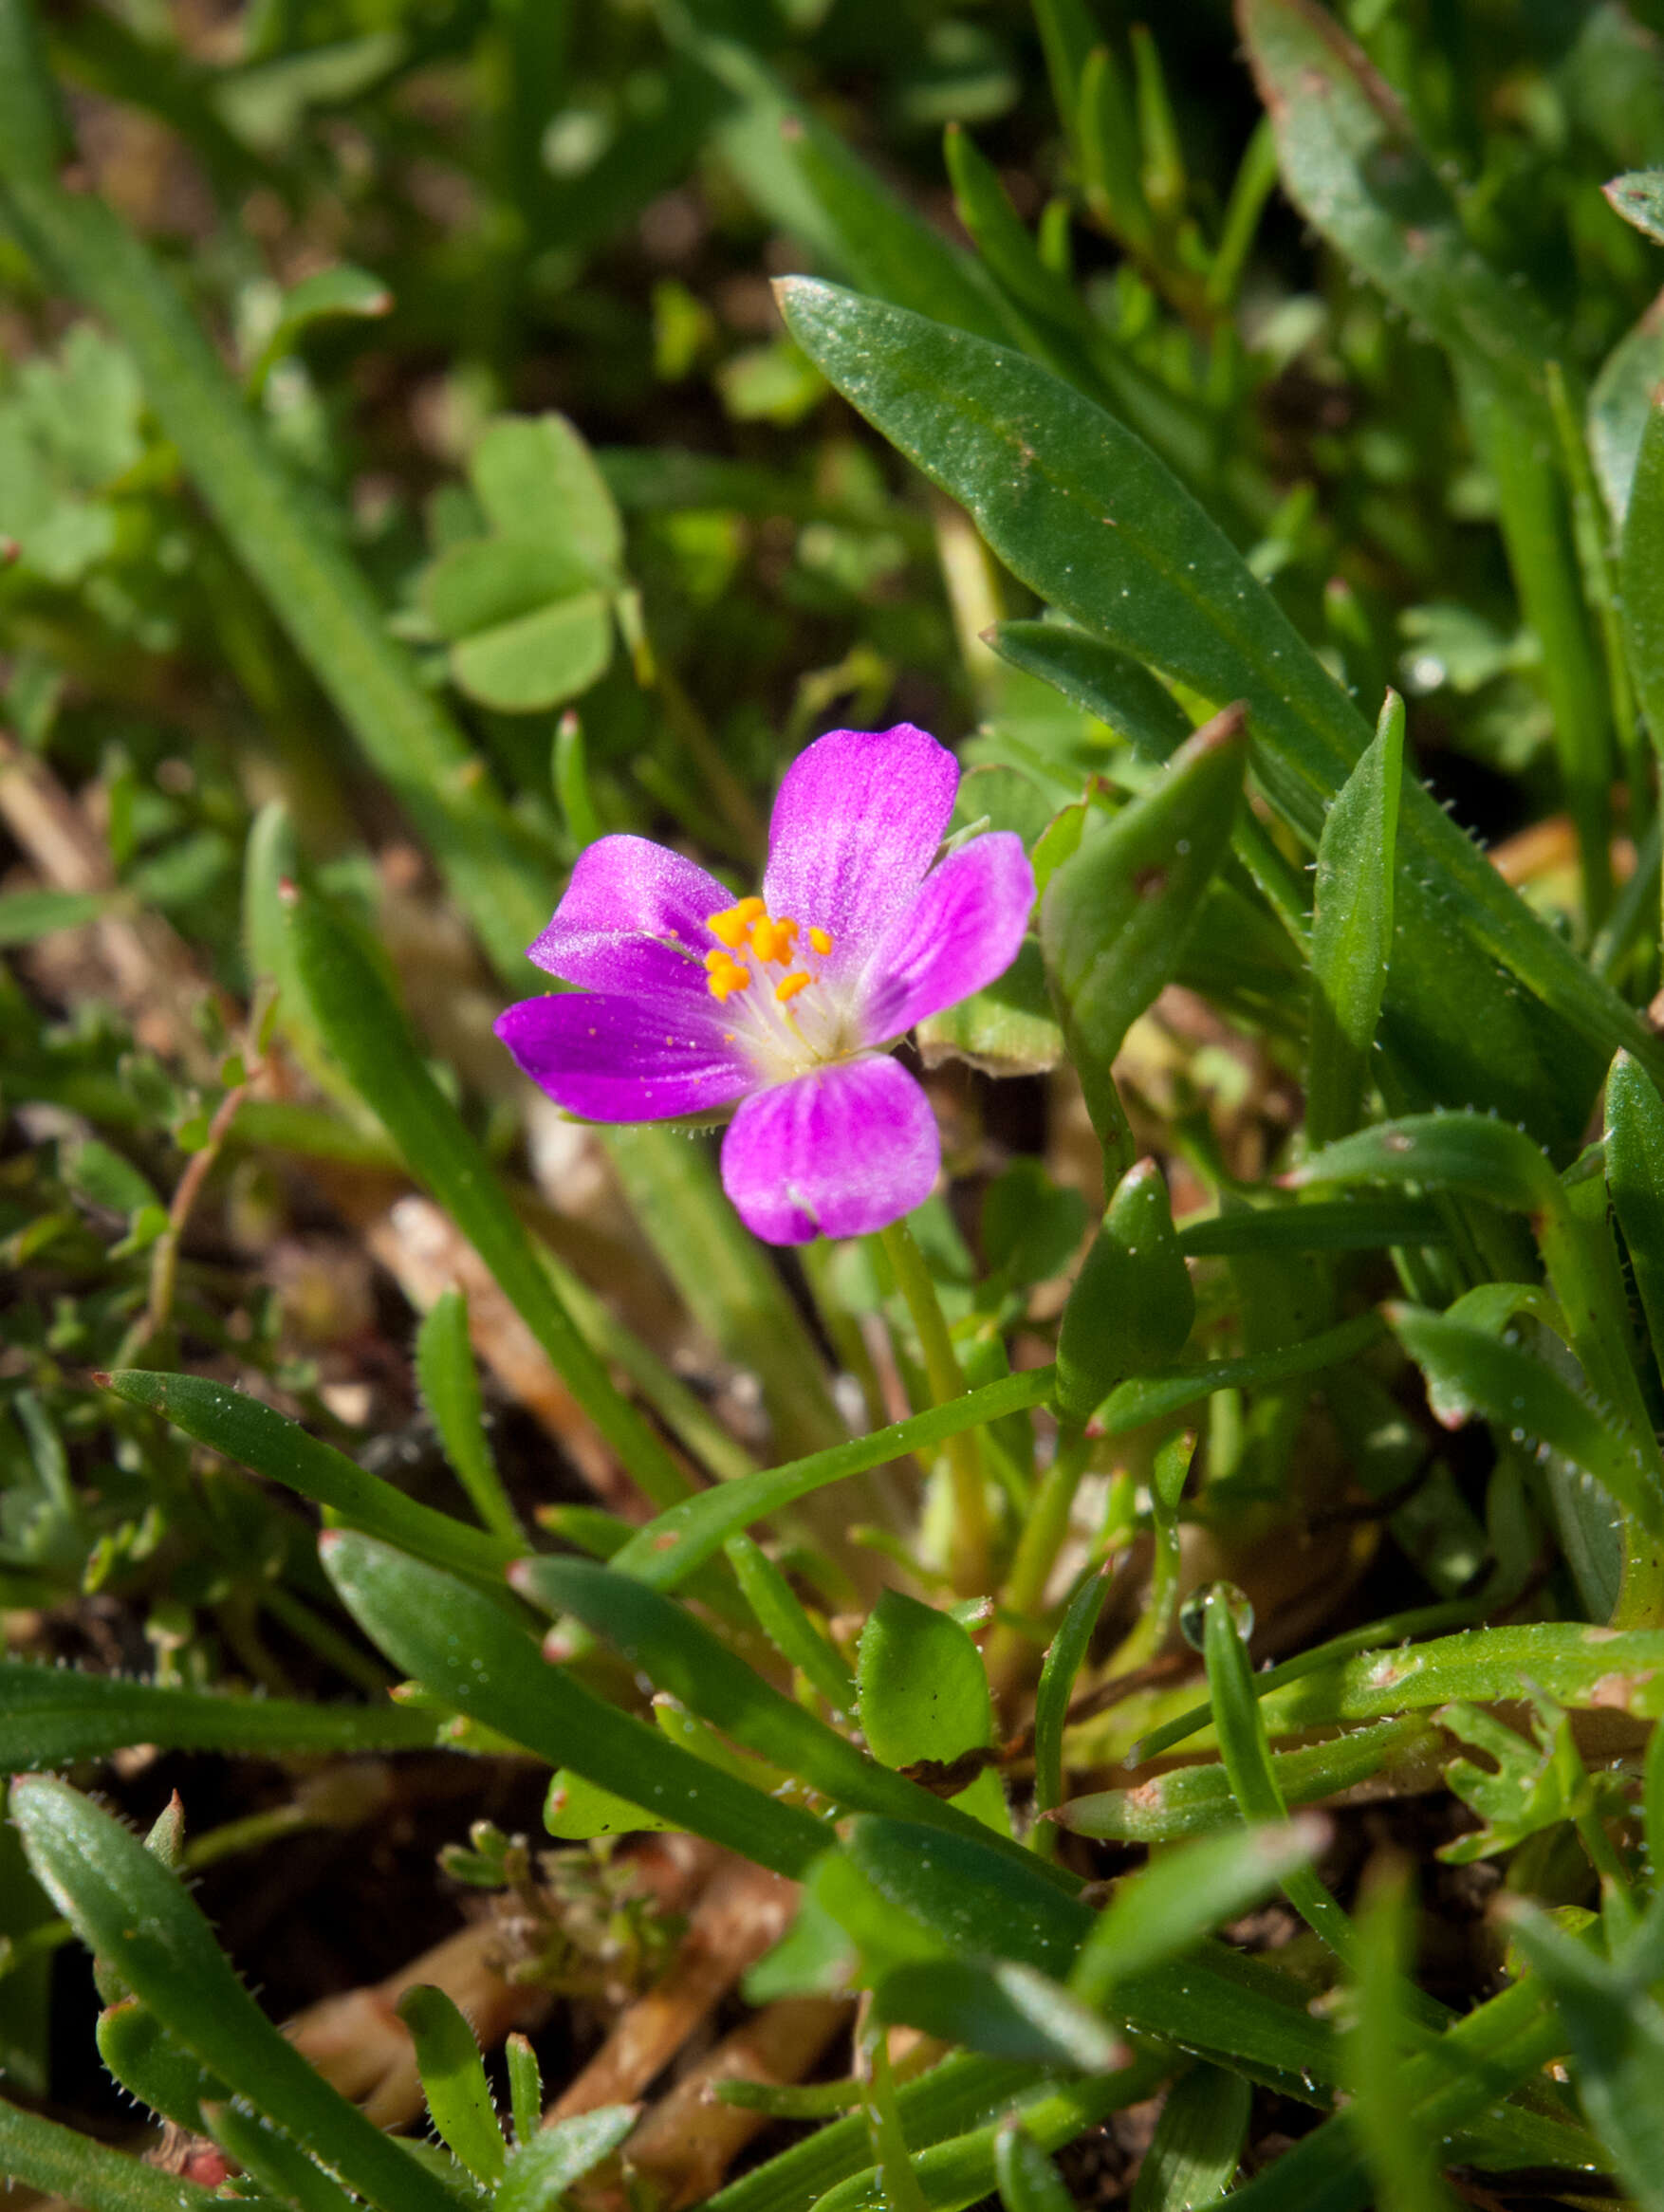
left=419, top=414, right=624, bottom=713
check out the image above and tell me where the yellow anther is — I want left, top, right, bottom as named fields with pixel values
left=706, top=895, right=765, bottom=949
left=775, top=916, right=800, bottom=944
left=708, top=964, right=751, bottom=1003
left=704, top=947, right=731, bottom=971
left=775, top=970, right=812, bottom=1004
left=808, top=926, right=833, bottom=957
left=750, top=917, right=792, bottom=963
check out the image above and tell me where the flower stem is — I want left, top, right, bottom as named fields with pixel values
left=877, top=1216, right=989, bottom=1594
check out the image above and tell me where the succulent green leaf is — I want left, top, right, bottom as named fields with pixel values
left=857, top=1590, right=993, bottom=1770
left=10, top=1777, right=459, bottom=2212
left=0, top=2093, right=220, bottom=2212
left=396, top=1984, right=507, bottom=2184
left=986, top=620, right=1192, bottom=763
left=96, top=2000, right=229, bottom=2134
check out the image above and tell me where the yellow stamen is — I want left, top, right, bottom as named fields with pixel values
left=705, top=895, right=765, bottom=949
left=775, top=970, right=812, bottom=1004
left=709, top=964, right=751, bottom=1003
left=704, top=947, right=731, bottom=971
left=808, top=926, right=833, bottom=957
left=775, top=915, right=800, bottom=945
left=751, top=917, right=792, bottom=963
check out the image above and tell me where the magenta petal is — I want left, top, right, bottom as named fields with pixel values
left=719, top=1055, right=939, bottom=1244
left=860, top=832, right=1036, bottom=1041
left=761, top=726, right=959, bottom=962
left=527, top=835, right=734, bottom=999
left=496, top=993, right=750, bottom=1123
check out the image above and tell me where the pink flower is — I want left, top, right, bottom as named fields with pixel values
left=495, top=725, right=1035, bottom=1244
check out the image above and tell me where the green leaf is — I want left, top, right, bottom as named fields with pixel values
left=0, top=2093, right=220, bottom=2212
left=505, top=2034, right=541, bottom=2148
left=1094, top=1310, right=1385, bottom=1439
left=725, top=1533, right=855, bottom=1713
left=1201, top=1586, right=1356, bottom=1965
left=774, top=277, right=1655, bottom=1148
left=10, top=1777, right=459, bottom=2212
left=994, top=2118, right=1077, bottom=2212
left=1128, top=2064, right=1250, bottom=2212
left=1071, top=1819, right=1328, bottom=2007
left=422, top=536, right=603, bottom=637
left=1258, top=1622, right=1664, bottom=1732
left=1284, top=1112, right=1559, bottom=1216
left=495, top=2107, right=638, bottom=2212
left=987, top=620, right=1192, bottom=762
left=1386, top=1302, right=1663, bottom=1538
left=416, top=1286, right=522, bottom=1543
left=509, top=1554, right=1044, bottom=1872
left=544, top=1768, right=679, bottom=1840
left=0, top=886, right=114, bottom=945
left=1057, top=1717, right=1436, bottom=1842
left=1589, top=295, right=1664, bottom=525
left=1605, top=169, right=1664, bottom=247
left=101, top=1371, right=516, bottom=1583
left=450, top=592, right=614, bottom=715
left=1505, top=1906, right=1664, bottom=2212
left=285, top=885, right=691, bottom=1509
left=1177, top=1197, right=1448, bottom=1256
left=246, top=263, right=391, bottom=392
left=608, top=1365, right=1056, bottom=1592
left=1606, top=1051, right=1664, bottom=1392
left=876, top=1956, right=1125, bottom=2072
left=1345, top=1860, right=1451, bottom=2212
left=858, top=1590, right=992, bottom=1769
left=97, top=1999, right=228, bottom=2134
left=1622, top=396, right=1664, bottom=786
left=916, top=938, right=1063, bottom=1078
left=470, top=415, right=622, bottom=573
left=320, top=1534, right=829, bottom=1877
left=396, top=1984, right=507, bottom=2185
left=1306, top=691, right=1404, bottom=1148
left=1042, top=709, right=1247, bottom=1167
left=1031, top=1567, right=1108, bottom=1817
left=1056, top=1155, right=1194, bottom=1421
left=205, top=2103, right=360, bottom=2212
left=0, top=1660, right=438, bottom=1768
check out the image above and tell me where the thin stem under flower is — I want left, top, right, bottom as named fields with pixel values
left=876, top=1215, right=989, bottom=1594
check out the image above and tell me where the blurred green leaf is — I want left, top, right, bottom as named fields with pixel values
left=0, top=2094, right=220, bottom=2212
left=1589, top=296, right=1664, bottom=526
left=1605, top=169, right=1664, bottom=247
left=1606, top=1050, right=1664, bottom=1392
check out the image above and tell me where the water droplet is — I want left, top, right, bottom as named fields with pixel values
left=1178, top=1579, right=1254, bottom=1652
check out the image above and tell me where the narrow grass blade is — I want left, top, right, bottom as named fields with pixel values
left=496, top=2108, right=638, bottom=2212
left=608, top=1366, right=1056, bottom=1591
left=416, top=1287, right=523, bottom=1543
left=205, top=2104, right=360, bottom=2212
left=286, top=886, right=690, bottom=1508
left=726, top=1532, right=856, bottom=1712
left=1032, top=1568, right=1108, bottom=1816
left=102, top=1370, right=515, bottom=1581
left=1129, top=2064, right=1250, bottom=2212
left=1607, top=1050, right=1664, bottom=1393
left=319, top=1533, right=829, bottom=1876
left=10, top=1777, right=460, bottom=2212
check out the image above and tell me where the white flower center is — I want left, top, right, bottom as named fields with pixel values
left=702, top=897, right=860, bottom=1082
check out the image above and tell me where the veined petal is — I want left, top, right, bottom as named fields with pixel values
left=528, top=835, right=733, bottom=999
left=497, top=992, right=751, bottom=1124
left=860, top=832, right=1036, bottom=1042
left=719, top=1055, right=939, bottom=1244
left=762, top=725, right=959, bottom=965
